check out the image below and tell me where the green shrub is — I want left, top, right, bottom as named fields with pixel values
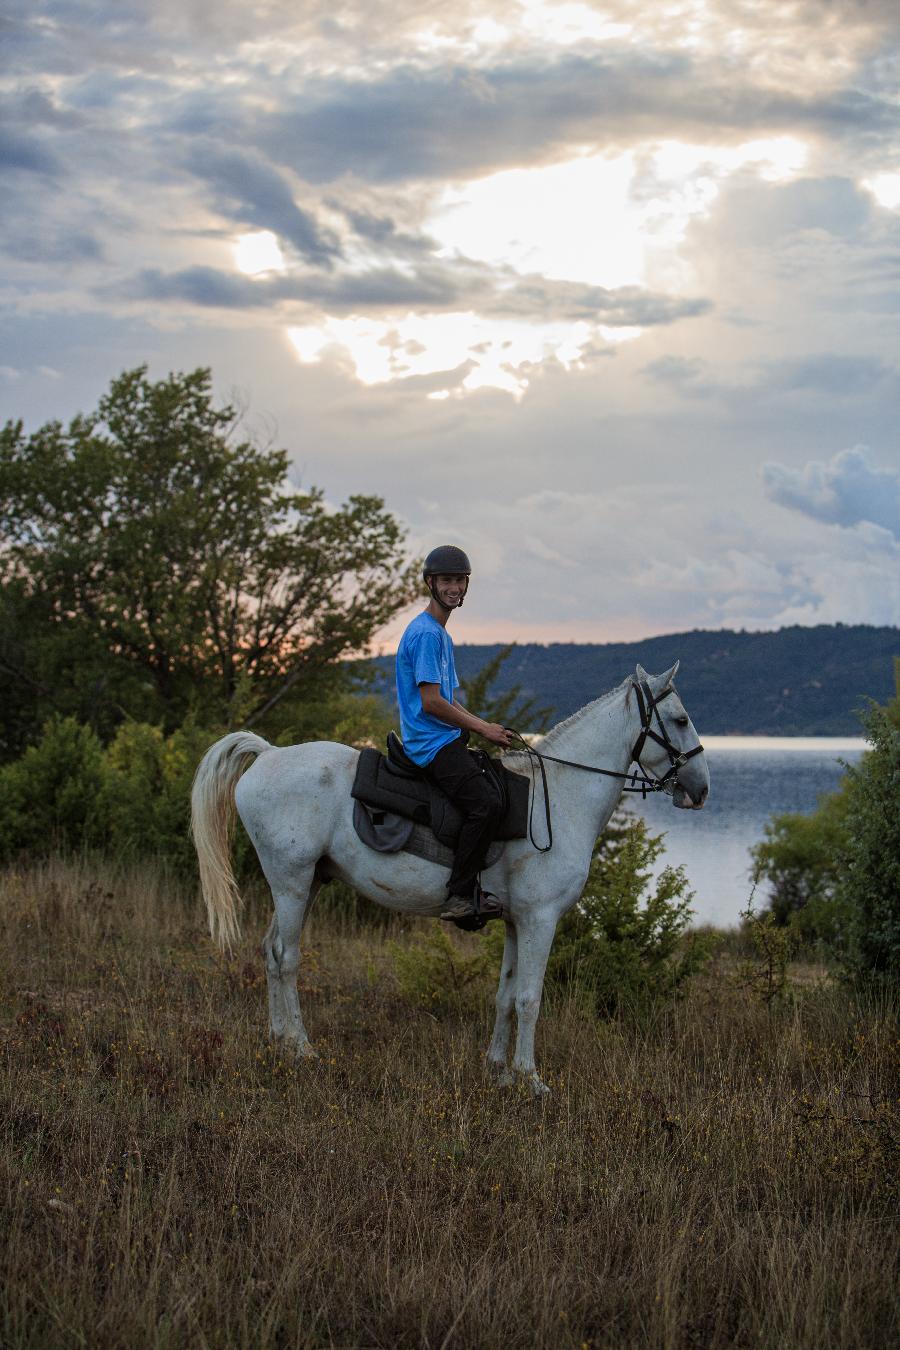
left=546, top=811, right=713, bottom=1015
left=390, top=924, right=500, bottom=1014
left=738, top=900, right=796, bottom=1005
left=100, top=719, right=218, bottom=875
left=752, top=787, right=851, bottom=920
left=836, top=704, right=900, bottom=984
left=0, top=716, right=108, bottom=859
left=752, top=660, right=900, bottom=978
left=0, top=715, right=224, bottom=877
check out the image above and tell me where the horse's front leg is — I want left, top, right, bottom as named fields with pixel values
left=486, top=920, right=518, bottom=1084
left=511, top=916, right=558, bottom=1096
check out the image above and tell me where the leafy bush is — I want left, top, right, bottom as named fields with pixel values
left=752, top=659, right=900, bottom=975
left=0, top=716, right=108, bottom=858
left=390, top=924, right=499, bottom=1014
left=546, top=810, right=713, bottom=1015
left=751, top=786, right=853, bottom=946
left=835, top=704, right=900, bottom=984
left=0, top=715, right=222, bottom=875
left=738, top=900, right=796, bottom=1005
left=388, top=814, right=711, bottom=1019
left=99, top=720, right=219, bottom=875
left=0, top=684, right=398, bottom=876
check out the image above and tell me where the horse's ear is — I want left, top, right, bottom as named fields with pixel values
left=658, top=659, right=680, bottom=688
left=635, top=663, right=649, bottom=682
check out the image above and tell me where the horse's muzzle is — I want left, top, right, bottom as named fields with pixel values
left=672, top=783, right=708, bottom=810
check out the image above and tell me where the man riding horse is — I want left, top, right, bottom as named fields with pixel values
left=395, top=545, right=511, bottom=926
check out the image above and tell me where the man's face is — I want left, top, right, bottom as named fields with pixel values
left=432, top=573, right=468, bottom=607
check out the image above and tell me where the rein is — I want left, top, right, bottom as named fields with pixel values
left=504, top=680, right=705, bottom=854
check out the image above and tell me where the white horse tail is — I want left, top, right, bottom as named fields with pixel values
left=191, top=731, right=273, bottom=950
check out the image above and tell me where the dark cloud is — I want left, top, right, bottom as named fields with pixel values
left=0, top=126, right=61, bottom=175
left=765, top=354, right=894, bottom=396
left=121, top=266, right=269, bottom=308
left=115, top=264, right=459, bottom=310
left=3, top=227, right=102, bottom=264
left=642, top=356, right=708, bottom=386
left=239, top=54, right=900, bottom=186
left=112, top=260, right=710, bottom=330
left=706, top=176, right=873, bottom=248
left=332, top=204, right=437, bottom=257
left=763, top=446, right=900, bottom=537
left=184, top=144, right=342, bottom=265
left=482, top=277, right=711, bottom=326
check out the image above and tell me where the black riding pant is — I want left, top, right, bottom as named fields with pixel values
left=425, top=737, right=503, bottom=900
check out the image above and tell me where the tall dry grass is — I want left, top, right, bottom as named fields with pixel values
left=1, top=857, right=897, bottom=1348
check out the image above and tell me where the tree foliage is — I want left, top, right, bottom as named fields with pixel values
left=458, top=642, right=552, bottom=746
left=546, top=810, right=712, bottom=1014
left=753, top=658, right=900, bottom=979
left=0, top=366, right=419, bottom=754
left=835, top=703, right=900, bottom=983
left=751, top=786, right=853, bottom=946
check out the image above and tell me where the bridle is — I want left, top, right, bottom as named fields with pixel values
left=629, top=679, right=705, bottom=792
left=505, top=679, right=705, bottom=853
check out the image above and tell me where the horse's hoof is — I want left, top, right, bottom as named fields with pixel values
left=513, top=1070, right=550, bottom=1097
left=487, top=1063, right=515, bottom=1088
left=294, top=1040, right=318, bottom=1061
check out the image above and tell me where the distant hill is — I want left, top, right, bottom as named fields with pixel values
left=361, top=624, right=900, bottom=736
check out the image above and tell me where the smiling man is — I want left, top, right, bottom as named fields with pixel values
left=395, top=545, right=513, bottom=925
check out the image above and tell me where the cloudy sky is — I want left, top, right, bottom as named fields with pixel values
left=3, top=0, right=900, bottom=647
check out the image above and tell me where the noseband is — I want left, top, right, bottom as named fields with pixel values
left=505, top=680, right=705, bottom=853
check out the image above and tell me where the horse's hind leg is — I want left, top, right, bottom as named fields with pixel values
left=261, top=865, right=321, bottom=1059
left=486, top=921, right=518, bottom=1084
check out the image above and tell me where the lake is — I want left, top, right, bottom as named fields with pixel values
left=625, top=737, right=867, bottom=928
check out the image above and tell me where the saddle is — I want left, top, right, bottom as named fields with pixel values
left=351, top=732, right=530, bottom=857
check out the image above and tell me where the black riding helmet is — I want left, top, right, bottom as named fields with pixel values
left=423, top=544, right=471, bottom=609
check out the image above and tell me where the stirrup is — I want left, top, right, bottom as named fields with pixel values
left=446, top=886, right=505, bottom=932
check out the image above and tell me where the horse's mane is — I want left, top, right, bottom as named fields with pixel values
left=503, top=675, right=631, bottom=762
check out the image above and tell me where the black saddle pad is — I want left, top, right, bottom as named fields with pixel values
left=351, top=740, right=529, bottom=852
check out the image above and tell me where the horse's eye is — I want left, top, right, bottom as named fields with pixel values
left=674, top=716, right=689, bottom=728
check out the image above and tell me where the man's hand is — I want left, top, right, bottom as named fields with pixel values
left=482, top=722, right=514, bottom=748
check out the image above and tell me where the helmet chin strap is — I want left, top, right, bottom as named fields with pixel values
left=427, top=577, right=468, bottom=609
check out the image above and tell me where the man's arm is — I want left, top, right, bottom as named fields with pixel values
left=419, top=684, right=512, bottom=747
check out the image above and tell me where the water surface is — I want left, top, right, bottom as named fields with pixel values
left=625, top=736, right=866, bottom=927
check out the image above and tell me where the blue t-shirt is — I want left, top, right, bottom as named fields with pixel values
left=395, top=611, right=461, bottom=765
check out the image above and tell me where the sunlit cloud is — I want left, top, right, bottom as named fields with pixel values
left=861, top=172, right=900, bottom=211
left=279, top=133, right=807, bottom=396
left=287, top=313, right=597, bottom=398
left=428, top=137, right=809, bottom=295
left=516, top=1, right=631, bottom=46
left=233, top=230, right=286, bottom=276
left=430, top=154, right=644, bottom=288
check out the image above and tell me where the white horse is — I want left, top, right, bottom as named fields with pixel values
left=191, top=662, right=709, bottom=1094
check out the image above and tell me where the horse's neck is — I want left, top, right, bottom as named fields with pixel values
left=537, top=683, right=633, bottom=772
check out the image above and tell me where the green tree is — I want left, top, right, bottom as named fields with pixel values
left=0, top=367, right=420, bottom=752
left=835, top=703, right=900, bottom=983
left=750, top=786, right=853, bottom=945
left=459, top=643, right=552, bottom=749
left=546, top=810, right=712, bottom=1015
left=752, top=657, right=900, bottom=958
left=0, top=716, right=108, bottom=857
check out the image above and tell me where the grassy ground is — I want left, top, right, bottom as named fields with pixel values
left=1, top=857, right=897, bottom=1349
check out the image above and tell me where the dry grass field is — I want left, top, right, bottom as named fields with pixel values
left=1, top=857, right=898, bottom=1349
